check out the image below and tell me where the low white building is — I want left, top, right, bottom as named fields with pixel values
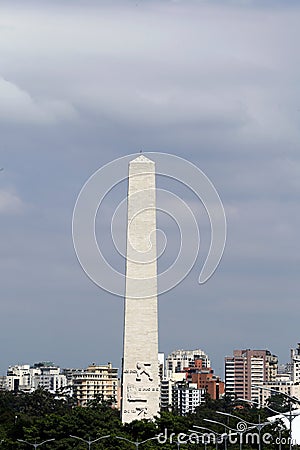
left=6, top=364, right=40, bottom=392
left=5, top=362, right=67, bottom=394
left=34, top=362, right=67, bottom=393
left=259, top=381, right=300, bottom=406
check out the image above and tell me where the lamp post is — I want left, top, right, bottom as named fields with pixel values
left=238, top=398, right=280, bottom=450
left=116, top=436, right=158, bottom=449
left=173, top=436, right=187, bottom=450
left=17, top=439, right=55, bottom=449
left=70, top=434, right=110, bottom=450
left=190, top=425, right=227, bottom=450
left=189, top=431, right=209, bottom=450
left=204, top=417, right=253, bottom=450
left=252, top=384, right=300, bottom=450
left=216, top=409, right=270, bottom=450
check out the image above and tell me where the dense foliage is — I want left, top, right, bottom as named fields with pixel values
left=0, top=390, right=294, bottom=449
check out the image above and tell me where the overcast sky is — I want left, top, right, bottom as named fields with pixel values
left=1, top=0, right=300, bottom=376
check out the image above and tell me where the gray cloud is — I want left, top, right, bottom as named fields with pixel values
left=0, top=0, right=300, bottom=375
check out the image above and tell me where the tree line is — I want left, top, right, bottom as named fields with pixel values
left=0, top=389, right=294, bottom=449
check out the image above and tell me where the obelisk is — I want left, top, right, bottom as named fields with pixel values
left=121, top=155, right=160, bottom=423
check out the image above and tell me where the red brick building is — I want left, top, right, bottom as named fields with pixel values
left=184, top=359, right=225, bottom=400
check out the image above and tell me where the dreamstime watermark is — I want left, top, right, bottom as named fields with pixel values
left=156, top=427, right=295, bottom=447
left=72, top=153, right=226, bottom=297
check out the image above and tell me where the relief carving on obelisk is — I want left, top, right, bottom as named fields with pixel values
left=136, top=362, right=153, bottom=381
left=127, top=384, right=147, bottom=402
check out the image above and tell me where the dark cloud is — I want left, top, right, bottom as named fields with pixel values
left=0, top=0, right=299, bottom=375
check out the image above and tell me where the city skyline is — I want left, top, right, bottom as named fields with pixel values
left=2, top=342, right=300, bottom=411
left=1, top=0, right=300, bottom=377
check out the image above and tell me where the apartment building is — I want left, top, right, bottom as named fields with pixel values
left=166, top=349, right=210, bottom=378
left=172, top=381, right=206, bottom=415
left=186, top=359, right=225, bottom=400
left=72, top=362, right=119, bottom=407
left=291, top=343, right=300, bottom=383
left=34, top=362, right=67, bottom=393
left=162, top=350, right=224, bottom=414
left=160, top=372, right=186, bottom=411
left=225, top=349, right=278, bottom=402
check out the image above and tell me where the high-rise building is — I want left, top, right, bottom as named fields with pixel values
left=158, top=353, right=165, bottom=381
left=121, top=155, right=160, bottom=423
left=225, top=349, right=278, bottom=402
left=291, top=343, right=300, bottom=383
left=166, top=349, right=210, bottom=378
left=160, top=373, right=186, bottom=411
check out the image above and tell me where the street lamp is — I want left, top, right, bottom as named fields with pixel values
left=252, top=385, right=300, bottom=405
left=252, top=384, right=300, bottom=450
left=115, top=436, right=158, bottom=449
left=190, top=425, right=227, bottom=450
left=188, top=431, right=209, bottom=450
left=173, top=436, right=188, bottom=450
left=217, top=409, right=271, bottom=450
left=17, top=439, right=55, bottom=449
left=70, top=434, right=110, bottom=450
left=204, top=417, right=254, bottom=450
left=238, top=398, right=277, bottom=450
left=237, top=396, right=289, bottom=417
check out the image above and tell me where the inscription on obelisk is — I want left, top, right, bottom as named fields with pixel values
left=121, top=155, right=160, bottom=423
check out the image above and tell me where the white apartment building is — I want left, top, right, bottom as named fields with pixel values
left=291, top=343, right=300, bottom=383
left=250, top=356, right=265, bottom=403
left=158, top=353, right=165, bottom=381
left=256, top=344, right=300, bottom=406
left=166, top=349, right=210, bottom=378
left=34, top=363, right=67, bottom=393
left=160, top=372, right=186, bottom=411
left=73, top=362, right=119, bottom=407
left=172, top=382, right=206, bottom=415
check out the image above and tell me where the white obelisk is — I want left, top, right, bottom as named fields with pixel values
left=121, top=155, right=160, bottom=423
